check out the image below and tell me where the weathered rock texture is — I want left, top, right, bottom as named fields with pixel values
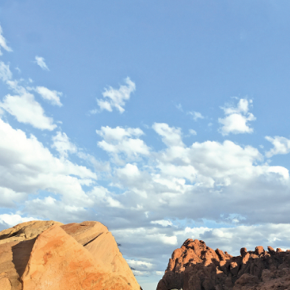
left=0, top=220, right=141, bottom=290
left=157, top=239, right=290, bottom=290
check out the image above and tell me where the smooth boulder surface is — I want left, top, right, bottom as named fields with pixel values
left=61, top=221, right=140, bottom=290
left=157, top=239, right=290, bottom=290
left=0, top=220, right=141, bottom=290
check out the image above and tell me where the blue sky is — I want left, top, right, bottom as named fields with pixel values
left=1, top=1, right=290, bottom=289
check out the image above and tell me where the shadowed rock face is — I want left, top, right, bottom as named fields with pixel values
left=0, top=220, right=141, bottom=290
left=157, top=239, right=290, bottom=290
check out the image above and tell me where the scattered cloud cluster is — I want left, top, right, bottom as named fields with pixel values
left=0, top=61, right=61, bottom=130
left=1, top=26, right=290, bottom=283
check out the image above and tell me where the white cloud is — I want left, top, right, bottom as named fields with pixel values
left=0, top=187, right=27, bottom=208
left=0, top=119, right=97, bottom=209
left=96, top=126, right=150, bottom=161
left=96, top=126, right=144, bottom=141
left=117, top=163, right=140, bottom=179
left=89, top=186, right=123, bottom=208
left=52, top=132, right=77, bottom=158
left=102, top=123, right=290, bottom=229
left=188, top=111, right=204, bottom=121
left=175, top=223, right=290, bottom=256
left=265, top=136, right=290, bottom=157
left=0, top=62, right=12, bottom=81
left=151, top=220, right=173, bottom=227
left=112, top=227, right=178, bottom=246
left=189, top=129, right=197, bottom=135
left=35, top=56, right=49, bottom=71
left=77, top=152, right=111, bottom=173
left=23, top=197, right=90, bottom=223
left=0, top=92, right=57, bottom=130
left=153, top=123, right=184, bottom=147
left=218, top=98, right=256, bottom=136
left=0, top=214, right=36, bottom=228
left=96, top=77, right=135, bottom=113
left=0, top=61, right=58, bottom=131
left=126, top=259, right=153, bottom=271
left=155, top=271, right=164, bottom=276
left=267, top=166, right=289, bottom=179
left=34, top=86, right=63, bottom=106
left=0, top=25, right=12, bottom=55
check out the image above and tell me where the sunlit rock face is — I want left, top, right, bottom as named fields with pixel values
left=0, top=220, right=141, bottom=290
left=157, top=239, right=290, bottom=290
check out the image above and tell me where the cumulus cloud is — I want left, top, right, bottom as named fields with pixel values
left=52, top=131, right=77, bottom=158
left=35, top=56, right=49, bottom=71
left=175, top=223, right=290, bottom=256
left=0, top=25, right=12, bottom=55
left=96, top=126, right=150, bottom=162
left=0, top=61, right=58, bottom=130
left=34, top=86, right=63, bottom=106
left=0, top=92, right=57, bottom=130
left=92, top=123, right=290, bottom=234
left=218, top=98, right=256, bottom=136
left=0, top=119, right=97, bottom=212
left=153, top=123, right=184, bottom=147
left=0, top=187, right=27, bottom=208
left=0, top=214, right=36, bottom=229
left=265, top=136, right=290, bottom=158
left=96, top=77, right=135, bottom=113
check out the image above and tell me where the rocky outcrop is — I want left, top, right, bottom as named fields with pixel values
left=157, top=239, right=290, bottom=290
left=0, top=220, right=141, bottom=290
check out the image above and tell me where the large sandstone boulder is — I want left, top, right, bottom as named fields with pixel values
left=157, top=239, right=290, bottom=290
left=0, top=220, right=141, bottom=290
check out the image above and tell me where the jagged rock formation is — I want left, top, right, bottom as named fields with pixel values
left=157, top=239, right=290, bottom=290
left=0, top=220, right=141, bottom=290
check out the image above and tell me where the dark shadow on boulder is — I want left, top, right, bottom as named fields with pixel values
left=11, top=238, right=36, bottom=278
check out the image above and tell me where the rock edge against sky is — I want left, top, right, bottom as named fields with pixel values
left=157, top=239, right=290, bottom=290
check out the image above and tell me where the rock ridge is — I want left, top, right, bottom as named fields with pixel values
left=157, top=238, right=290, bottom=290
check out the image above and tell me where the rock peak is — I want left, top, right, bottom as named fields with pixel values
left=157, top=239, right=290, bottom=290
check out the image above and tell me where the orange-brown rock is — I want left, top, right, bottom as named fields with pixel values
left=0, top=220, right=141, bottom=290
left=157, top=239, right=290, bottom=290
left=61, top=221, right=140, bottom=290
left=0, top=221, right=62, bottom=290
left=0, top=220, right=63, bottom=245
